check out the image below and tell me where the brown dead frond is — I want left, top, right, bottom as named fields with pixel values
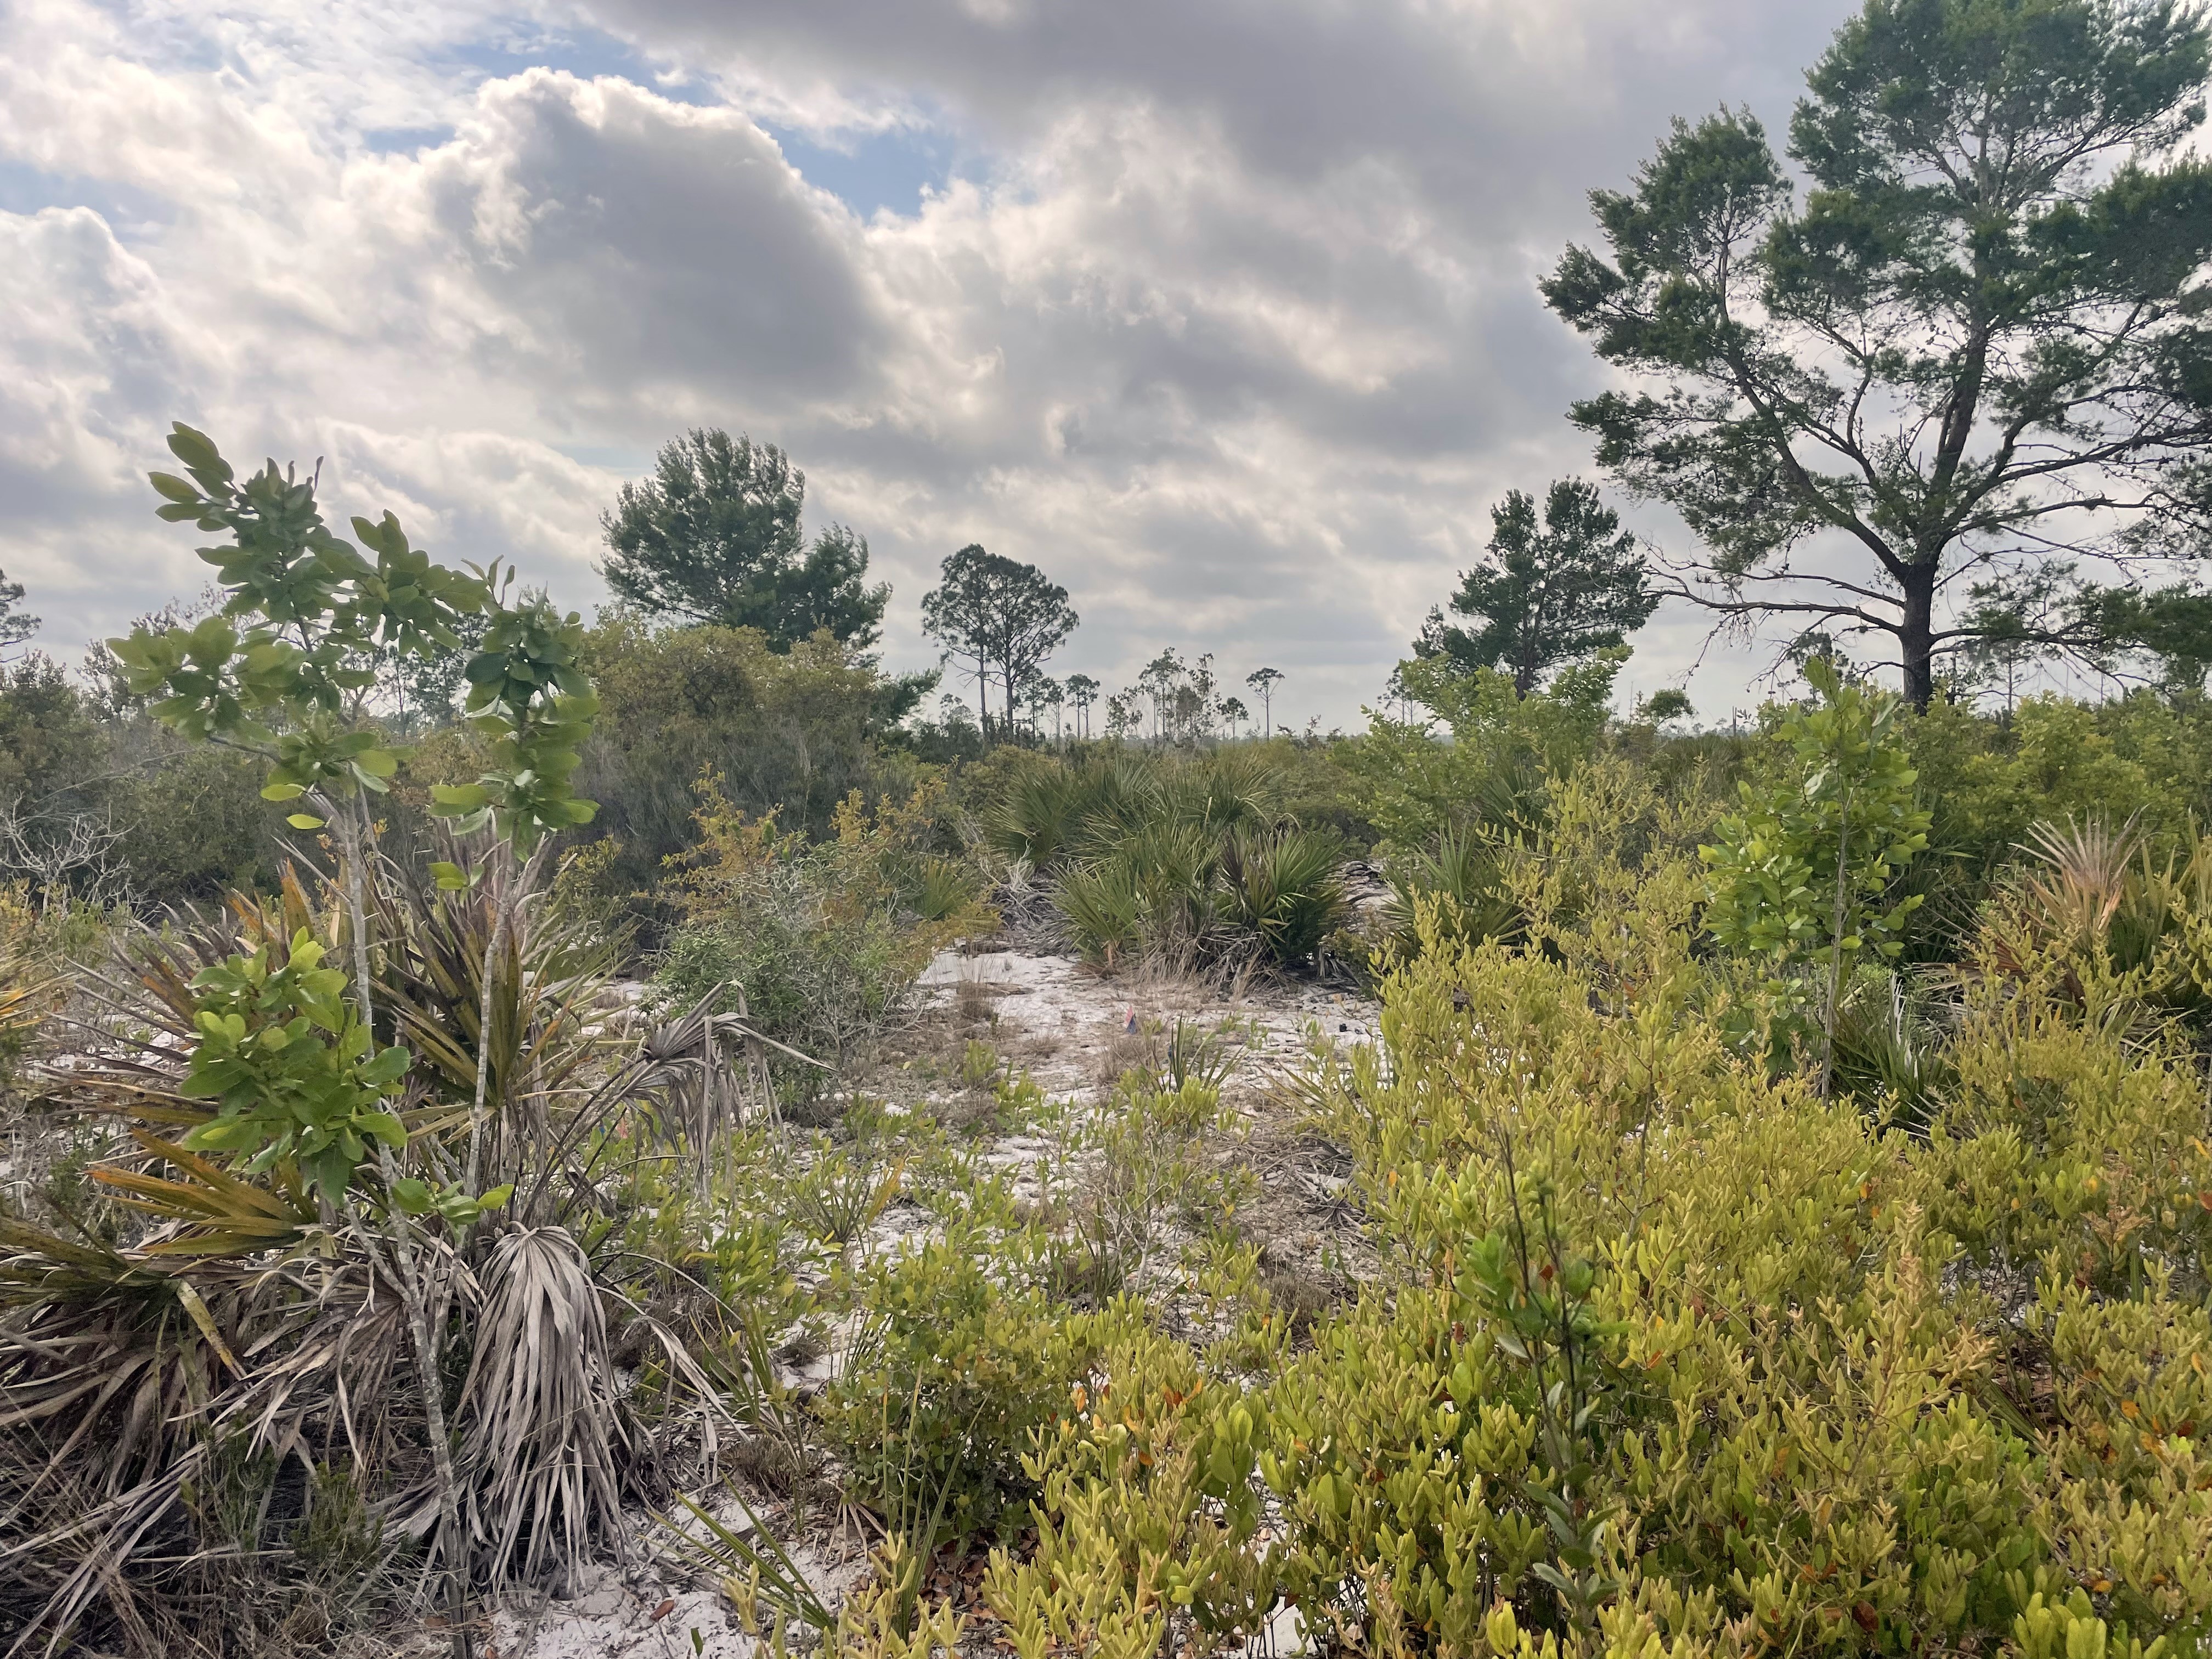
left=0, top=1212, right=424, bottom=1656
left=456, top=1226, right=624, bottom=1588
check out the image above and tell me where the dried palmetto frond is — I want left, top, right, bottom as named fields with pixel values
left=456, top=1226, right=624, bottom=1587
left=5, top=842, right=755, bottom=1646
left=45, top=845, right=630, bottom=1202
left=88, top=1130, right=316, bottom=1256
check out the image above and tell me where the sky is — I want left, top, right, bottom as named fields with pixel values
left=0, top=0, right=1875, bottom=732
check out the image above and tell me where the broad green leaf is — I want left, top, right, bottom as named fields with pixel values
left=357, top=1110, right=409, bottom=1148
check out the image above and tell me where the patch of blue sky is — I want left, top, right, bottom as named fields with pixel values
left=359, top=21, right=721, bottom=154
left=766, top=123, right=965, bottom=220
left=0, top=160, right=173, bottom=238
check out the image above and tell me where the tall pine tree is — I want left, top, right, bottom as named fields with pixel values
left=1544, top=0, right=2212, bottom=707
left=599, top=430, right=888, bottom=650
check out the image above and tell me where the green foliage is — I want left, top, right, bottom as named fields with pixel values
left=116, top=422, right=596, bottom=856
left=977, top=747, right=1345, bottom=972
left=1380, top=826, right=1524, bottom=958
left=1701, top=661, right=1932, bottom=1060
left=0, top=562, right=35, bottom=651
left=920, top=544, right=1079, bottom=741
left=969, top=782, right=2212, bottom=1659
left=598, top=427, right=890, bottom=648
left=2091, top=580, right=2212, bottom=695
left=819, top=1222, right=1124, bottom=1541
left=984, top=1327, right=1284, bottom=1657
left=575, top=612, right=927, bottom=899
left=1045, top=1074, right=1242, bottom=1300
left=427, top=587, right=599, bottom=852
left=178, top=930, right=410, bottom=1202
left=0, top=654, right=103, bottom=810
left=1973, top=815, right=2212, bottom=1033
left=1152, top=1018, right=1243, bottom=1095
left=1221, top=824, right=1348, bottom=963
left=0, top=889, right=60, bottom=1095
left=2, top=432, right=644, bottom=1657
left=106, top=727, right=290, bottom=904
left=786, top=1137, right=902, bottom=1246
left=126, top=433, right=463, bottom=773
left=0, top=611, right=318, bottom=911
left=1056, top=821, right=1345, bottom=974
left=1421, top=478, right=1658, bottom=693
left=654, top=776, right=991, bottom=1081
left=1342, top=651, right=1620, bottom=852
left=1905, top=691, right=2212, bottom=879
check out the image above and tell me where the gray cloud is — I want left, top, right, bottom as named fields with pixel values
left=417, top=73, right=889, bottom=416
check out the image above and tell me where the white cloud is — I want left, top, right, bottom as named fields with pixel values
left=0, top=0, right=1860, bottom=724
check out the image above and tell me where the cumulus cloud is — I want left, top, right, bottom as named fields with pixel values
left=0, top=0, right=1861, bottom=721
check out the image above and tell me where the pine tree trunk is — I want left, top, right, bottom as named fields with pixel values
left=1900, top=568, right=1937, bottom=713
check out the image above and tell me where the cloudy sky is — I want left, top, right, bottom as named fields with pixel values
left=1, top=0, right=1864, bottom=730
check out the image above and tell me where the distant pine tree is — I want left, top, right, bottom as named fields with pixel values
left=1421, top=478, right=1656, bottom=692
left=599, top=429, right=888, bottom=650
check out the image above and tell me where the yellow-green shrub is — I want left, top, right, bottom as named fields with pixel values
left=994, top=898, right=2212, bottom=1659
left=817, top=1221, right=1128, bottom=1541
left=984, top=1325, right=1283, bottom=1658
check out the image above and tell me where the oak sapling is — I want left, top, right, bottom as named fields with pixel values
left=115, top=420, right=600, bottom=1644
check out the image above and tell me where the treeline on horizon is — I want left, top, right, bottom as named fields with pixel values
left=2, top=520, right=2209, bottom=970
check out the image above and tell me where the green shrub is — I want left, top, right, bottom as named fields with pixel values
left=1338, top=652, right=1620, bottom=852
left=575, top=613, right=930, bottom=900
left=653, top=775, right=992, bottom=1085
left=980, top=856, right=2212, bottom=1657
left=1221, top=825, right=1349, bottom=963
left=817, top=1223, right=1125, bottom=1541
left=1053, top=858, right=1146, bottom=968
left=1047, top=1074, right=1241, bottom=1301
left=1381, top=825, right=1523, bottom=954
left=996, top=749, right=1345, bottom=972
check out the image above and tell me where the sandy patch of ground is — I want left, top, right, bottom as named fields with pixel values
left=478, top=949, right=1375, bottom=1657
left=911, top=946, right=1377, bottom=1099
